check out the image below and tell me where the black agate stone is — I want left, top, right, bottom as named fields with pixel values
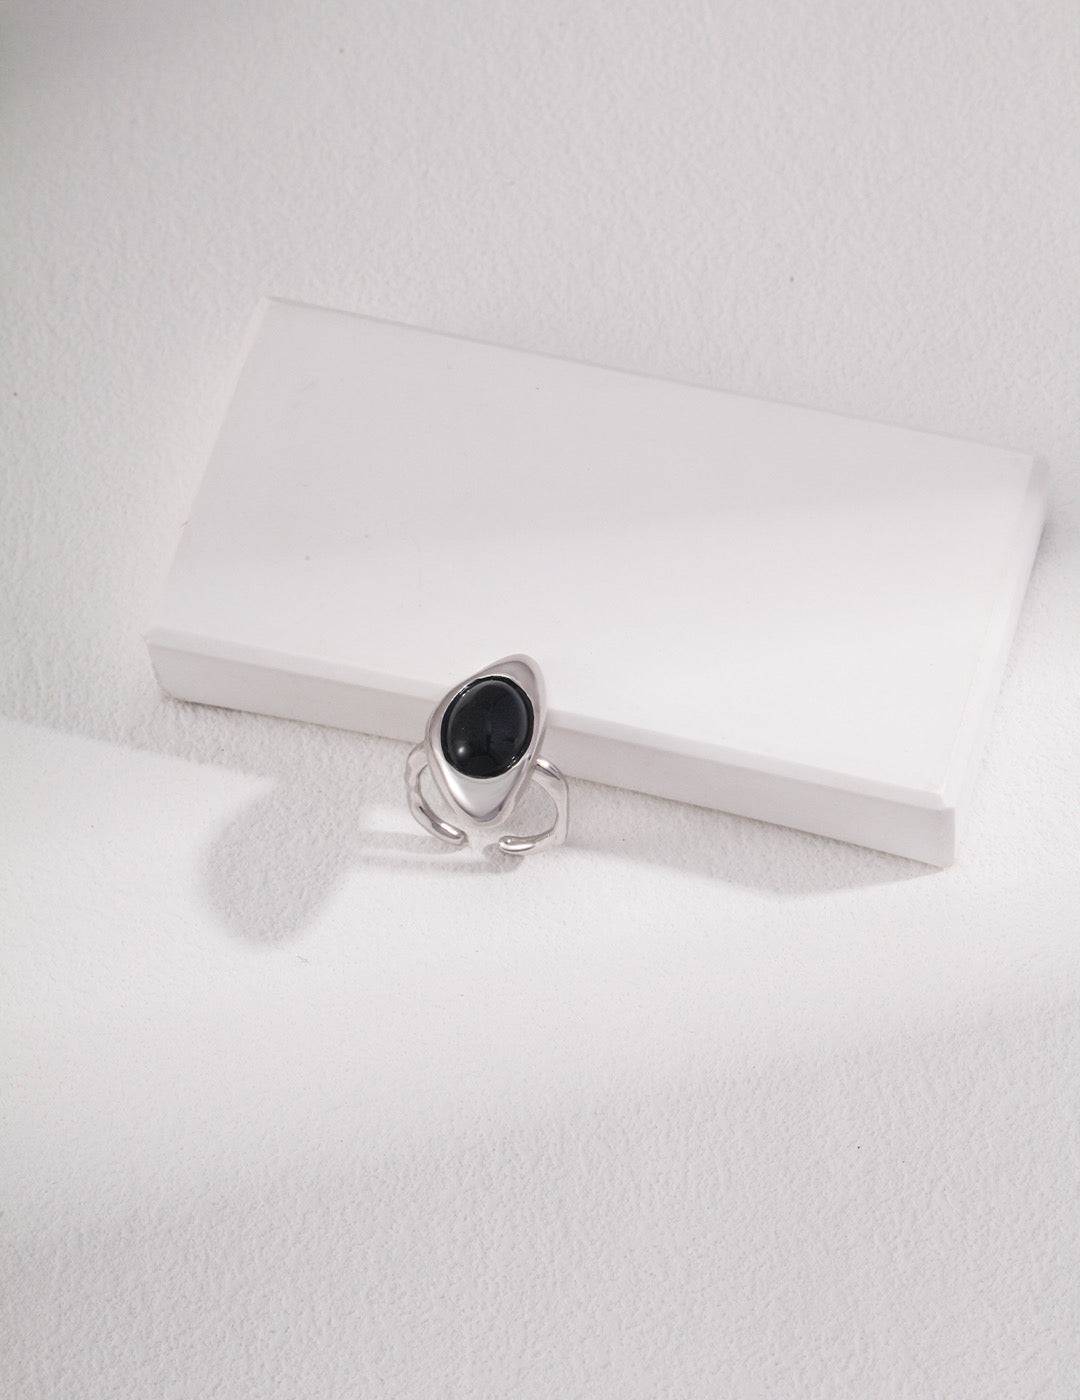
left=441, top=676, right=533, bottom=779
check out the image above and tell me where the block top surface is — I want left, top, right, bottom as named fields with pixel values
left=153, top=299, right=1044, bottom=807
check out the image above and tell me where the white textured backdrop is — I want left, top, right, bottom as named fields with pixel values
left=2, top=2, right=1079, bottom=1396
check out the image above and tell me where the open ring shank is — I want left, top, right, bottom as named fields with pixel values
left=496, top=757, right=569, bottom=854
left=406, top=745, right=568, bottom=854
left=405, top=743, right=466, bottom=846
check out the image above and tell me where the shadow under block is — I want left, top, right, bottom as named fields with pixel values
left=147, top=299, right=1047, bottom=865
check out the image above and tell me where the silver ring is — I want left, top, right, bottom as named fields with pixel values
left=405, top=655, right=569, bottom=855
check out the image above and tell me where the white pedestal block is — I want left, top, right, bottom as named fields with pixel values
left=147, top=299, right=1046, bottom=864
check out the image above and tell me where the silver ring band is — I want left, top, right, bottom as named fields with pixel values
left=404, top=655, right=569, bottom=856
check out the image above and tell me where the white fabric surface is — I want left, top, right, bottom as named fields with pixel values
left=2, top=2, right=1079, bottom=1396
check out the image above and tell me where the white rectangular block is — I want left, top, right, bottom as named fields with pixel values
left=147, top=299, right=1046, bottom=864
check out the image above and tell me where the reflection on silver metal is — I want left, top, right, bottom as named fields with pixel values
left=405, top=654, right=569, bottom=856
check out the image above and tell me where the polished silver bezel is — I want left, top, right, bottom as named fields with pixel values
left=424, top=654, right=546, bottom=825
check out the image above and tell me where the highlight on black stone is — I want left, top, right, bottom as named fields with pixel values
left=440, top=676, right=534, bottom=779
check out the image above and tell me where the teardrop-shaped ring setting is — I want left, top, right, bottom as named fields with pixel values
left=405, top=655, right=569, bottom=855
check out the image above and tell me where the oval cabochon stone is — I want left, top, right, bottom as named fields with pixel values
left=441, top=676, right=534, bottom=779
